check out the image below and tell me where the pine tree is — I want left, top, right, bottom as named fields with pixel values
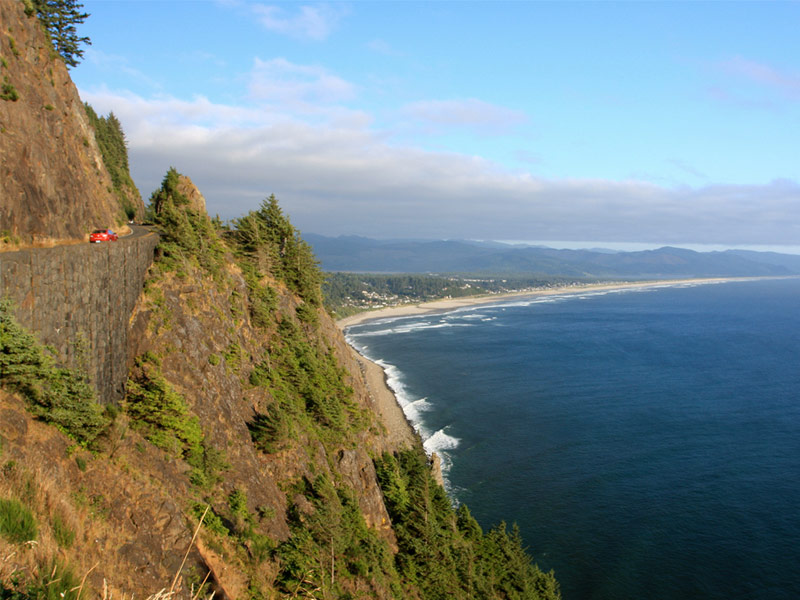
left=34, top=0, right=91, bottom=68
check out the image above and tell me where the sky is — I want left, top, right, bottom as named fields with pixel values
left=72, top=1, right=800, bottom=249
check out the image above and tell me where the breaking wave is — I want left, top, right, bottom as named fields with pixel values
left=346, top=337, right=461, bottom=488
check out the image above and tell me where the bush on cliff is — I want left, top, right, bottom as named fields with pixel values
left=273, top=472, right=401, bottom=598
left=147, top=167, right=227, bottom=281
left=375, top=449, right=561, bottom=600
left=0, top=299, right=108, bottom=446
left=124, top=352, right=227, bottom=489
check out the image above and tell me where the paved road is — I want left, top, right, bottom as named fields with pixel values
left=89, top=224, right=153, bottom=246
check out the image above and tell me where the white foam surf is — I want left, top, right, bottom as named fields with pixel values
left=423, top=427, right=460, bottom=455
left=346, top=337, right=461, bottom=491
left=348, top=320, right=472, bottom=338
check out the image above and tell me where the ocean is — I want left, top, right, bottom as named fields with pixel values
left=345, top=277, right=800, bottom=600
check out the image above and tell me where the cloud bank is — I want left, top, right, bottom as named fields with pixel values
left=80, top=83, right=800, bottom=246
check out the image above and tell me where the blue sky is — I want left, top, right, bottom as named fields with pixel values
left=73, top=1, right=800, bottom=248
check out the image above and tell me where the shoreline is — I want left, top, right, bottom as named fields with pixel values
left=337, top=276, right=776, bottom=476
left=336, top=276, right=751, bottom=329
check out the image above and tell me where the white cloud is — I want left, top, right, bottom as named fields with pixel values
left=710, top=56, right=800, bottom=109
left=367, top=39, right=402, bottom=56
left=248, top=57, right=356, bottom=109
left=721, top=56, right=800, bottom=100
left=83, top=48, right=163, bottom=91
left=251, top=3, right=344, bottom=41
left=401, top=98, right=528, bottom=135
left=79, top=88, right=800, bottom=246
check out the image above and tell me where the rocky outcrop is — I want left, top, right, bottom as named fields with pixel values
left=0, top=0, right=126, bottom=244
left=176, top=174, right=206, bottom=214
left=0, top=227, right=159, bottom=401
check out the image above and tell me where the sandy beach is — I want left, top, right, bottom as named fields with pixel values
left=350, top=347, right=418, bottom=450
left=336, top=277, right=744, bottom=329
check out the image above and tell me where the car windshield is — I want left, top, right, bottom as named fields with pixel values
left=92, top=229, right=106, bottom=234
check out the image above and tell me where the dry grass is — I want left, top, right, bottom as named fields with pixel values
left=0, top=459, right=216, bottom=599
left=0, top=463, right=71, bottom=583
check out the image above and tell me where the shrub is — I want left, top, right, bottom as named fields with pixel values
left=125, top=353, right=227, bottom=489
left=147, top=168, right=227, bottom=281
left=1, top=77, right=19, bottom=102
left=295, top=302, right=318, bottom=326
left=0, top=497, right=38, bottom=544
left=51, top=513, right=75, bottom=549
left=374, top=449, right=562, bottom=599
left=125, top=353, right=203, bottom=458
left=26, top=560, right=82, bottom=600
left=191, top=503, right=229, bottom=537
left=0, top=299, right=108, bottom=445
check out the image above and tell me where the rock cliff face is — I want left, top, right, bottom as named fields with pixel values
left=0, top=0, right=134, bottom=244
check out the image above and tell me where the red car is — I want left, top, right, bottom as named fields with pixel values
left=89, top=228, right=118, bottom=243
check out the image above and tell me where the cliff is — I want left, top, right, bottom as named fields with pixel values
left=0, top=0, right=141, bottom=245
left=0, top=172, right=559, bottom=598
left=0, top=2, right=559, bottom=596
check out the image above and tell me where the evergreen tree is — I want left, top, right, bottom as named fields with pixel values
left=234, top=195, right=322, bottom=305
left=34, top=0, right=91, bottom=68
left=84, top=103, right=140, bottom=219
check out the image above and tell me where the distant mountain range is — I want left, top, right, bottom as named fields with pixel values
left=305, top=234, right=800, bottom=278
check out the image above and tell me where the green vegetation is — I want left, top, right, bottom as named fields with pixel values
left=124, top=352, right=227, bottom=489
left=84, top=103, right=140, bottom=219
left=125, top=351, right=203, bottom=456
left=30, top=0, right=91, bottom=68
left=247, top=316, right=364, bottom=451
left=147, top=167, right=227, bottom=282
left=123, top=169, right=559, bottom=597
left=6, top=36, right=20, bottom=58
left=273, top=473, right=400, bottom=598
left=1, top=560, right=82, bottom=600
left=234, top=195, right=322, bottom=305
left=0, top=299, right=108, bottom=446
left=51, top=513, right=75, bottom=548
left=1, top=77, right=19, bottom=102
left=0, top=497, right=38, bottom=544
left=0, top=230, right=20, bottom=246
left=375, top=449, right=561, bottom=599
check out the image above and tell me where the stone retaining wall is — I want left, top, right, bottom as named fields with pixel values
left=0, top=231, right=159, bottom=402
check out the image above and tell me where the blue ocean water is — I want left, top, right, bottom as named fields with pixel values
left=346, top=278, right=800, bottom=600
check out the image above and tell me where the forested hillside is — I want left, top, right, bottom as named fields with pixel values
left=0, top=166, right=560, bottom=598
left=84, top=104, right=143, bottom=221
left=0, top=1, right=560, bottom=595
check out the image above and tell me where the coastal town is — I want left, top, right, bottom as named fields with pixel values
left=324, top=273, right=588, bottom=315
